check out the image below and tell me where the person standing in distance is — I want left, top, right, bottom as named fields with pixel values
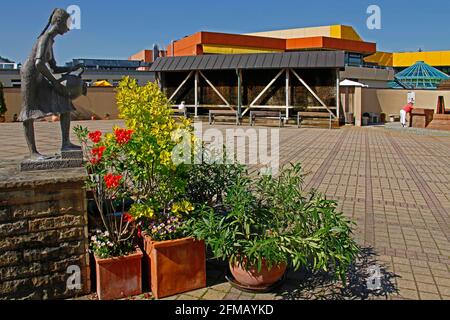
left=400, top=101, right=414, bottom=128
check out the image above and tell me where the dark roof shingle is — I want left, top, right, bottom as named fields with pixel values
left=150, top=51, right=345, bottom=72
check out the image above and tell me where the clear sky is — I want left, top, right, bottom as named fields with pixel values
left=1, top=0, right=449, bottom=64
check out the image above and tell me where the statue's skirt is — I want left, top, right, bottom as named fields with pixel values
left=19, top=69, right=75, bottom=122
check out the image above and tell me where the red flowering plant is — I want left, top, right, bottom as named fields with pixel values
left=74, top=125, right=137, bottom=258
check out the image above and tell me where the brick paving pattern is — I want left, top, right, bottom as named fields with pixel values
left=1, top=120, right=449, bottom=300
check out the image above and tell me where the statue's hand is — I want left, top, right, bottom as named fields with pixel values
left=72, top=63, right=84, bottom=70
left=71, top=63, right=85, bottom=73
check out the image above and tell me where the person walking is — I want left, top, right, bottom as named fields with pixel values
left=401, top=101, right=414, bottom=128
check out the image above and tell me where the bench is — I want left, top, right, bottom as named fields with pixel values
left=250, top=111, right=284, bottom=127
left=209, top=110, right=240, bottom=125
left=171, top=107, right=189, bottom=118
left=388, top=114, right=400, bottom=122
left=297, top=112, right=333, bottom=129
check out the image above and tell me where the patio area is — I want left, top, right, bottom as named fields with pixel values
left=1, top=120, right=449, bottom=300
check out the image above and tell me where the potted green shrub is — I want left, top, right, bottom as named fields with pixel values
left=75, top=126, right=142, bottom=301
left=188, top=164, right=360, bottom=290
left=0, top=82, right=7, bottom=123
left=116, top=77, right=206, bottom=299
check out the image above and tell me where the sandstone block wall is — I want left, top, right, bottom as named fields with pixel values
left=0, top=162, right=90, bottom=300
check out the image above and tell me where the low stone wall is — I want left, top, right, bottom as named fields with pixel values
left=350, top=87, right=450, bottom=126
left=2, top=87, right=119, bottom=122
left=0, top=161, right=91, bottom=300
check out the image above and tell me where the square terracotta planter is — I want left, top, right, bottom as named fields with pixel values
left=95, top=247, right=143, bottom=300
left=143, top=235, right=206, bottom=299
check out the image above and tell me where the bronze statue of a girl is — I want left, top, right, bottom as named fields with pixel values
left=20, top=8, right=86, bottom=161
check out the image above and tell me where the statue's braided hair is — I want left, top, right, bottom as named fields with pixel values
left=38, top=8, right=71, bottom=38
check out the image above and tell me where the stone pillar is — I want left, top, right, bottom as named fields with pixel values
left=354, top=87, right=363, bottom=127
left=0, top=161, right=90, bottom=300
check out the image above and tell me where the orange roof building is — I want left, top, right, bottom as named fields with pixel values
left=131, top=25, right=394, bottom=89
left=164, top=26, right=377, bottom=58
left=131, top=24, right=450, bottom=75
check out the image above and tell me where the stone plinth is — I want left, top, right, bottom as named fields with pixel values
left=20, top=150, right=84, bottom=172
left=60, top=150, right=83, bottom=160
left=0, top=161, right=91, bottom=300
left=411, top=108, right=435, bottom=128
left=428, top=114, right=450, bottom=131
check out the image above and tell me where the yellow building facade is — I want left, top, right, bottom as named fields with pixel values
left=365, top=51, right=450, bottom=69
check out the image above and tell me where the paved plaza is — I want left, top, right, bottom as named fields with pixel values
left=1, top=120, right=450, bottom=300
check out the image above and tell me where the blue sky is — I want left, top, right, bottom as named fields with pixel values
left=0, top=0, right=449, bottom=63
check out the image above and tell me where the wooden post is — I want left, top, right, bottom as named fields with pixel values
left=195, top=71, right=199, bottom=118
left=237, top=69, right=242, bottom=121
left=286, top=68, right=290, bottom=120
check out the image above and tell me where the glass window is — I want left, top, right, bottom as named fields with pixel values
left=345, top=53, right=363, bottom=67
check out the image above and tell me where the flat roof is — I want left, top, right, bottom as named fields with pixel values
left=150, top=51, right=345, bottom=72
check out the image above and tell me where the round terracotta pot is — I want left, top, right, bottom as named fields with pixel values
left=230, top=259, right=287, bottom=288
left=0, top=115, right=6, bottom=123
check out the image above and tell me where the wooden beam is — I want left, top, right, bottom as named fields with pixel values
left=199, top=71, right=232, bottom=109
left=241, top=105, right=294, bottom=116
left=290, top=69, right=336, bottom=119
left=169, top=71, right=194, bottom=102
left=242, top=106, right=251, bottom=117
left=250, top=69, right=285, bottom=107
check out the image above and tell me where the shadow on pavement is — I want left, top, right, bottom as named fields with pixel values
left=276, top=247, right=399, bottom=300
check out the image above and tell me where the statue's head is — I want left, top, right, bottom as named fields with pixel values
left=50, top=8, right=71, bottom=35
left=39, top=8, right=71, bottom=37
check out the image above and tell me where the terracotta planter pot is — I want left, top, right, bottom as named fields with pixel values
left=95, top=247, right=143, bottom=300
left=143, top=235, right=206, bottom=299
left=230, top=259, right=287, bottom=288
left=0, top=115, right=5, bottom=123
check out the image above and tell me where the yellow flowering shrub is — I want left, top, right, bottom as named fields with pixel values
left=117, top=77, right=191, bottom=169
left=116, top=77, right=194, bottom=224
